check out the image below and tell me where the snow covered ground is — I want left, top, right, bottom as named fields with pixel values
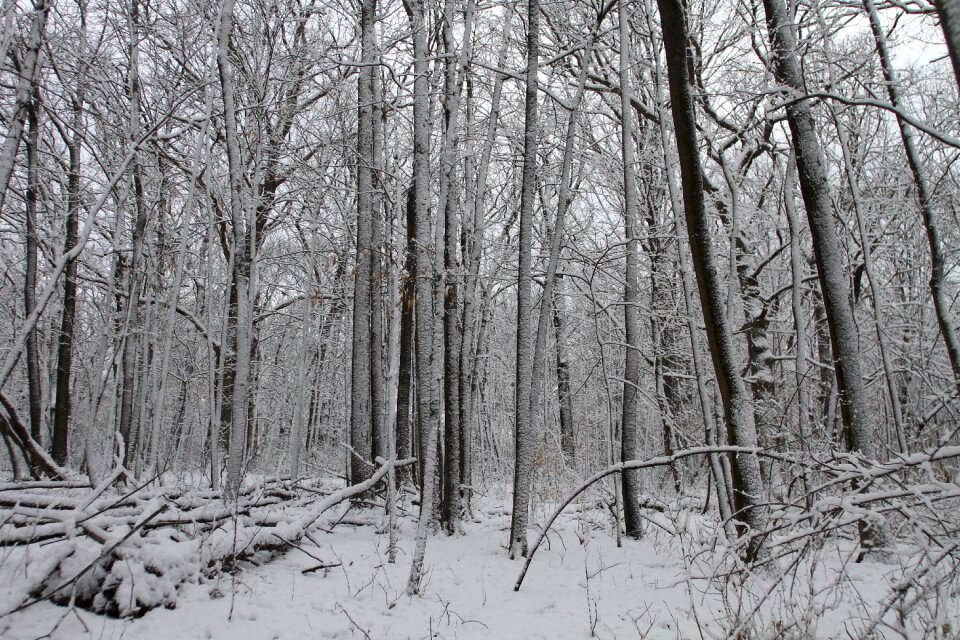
left=0, top=488, right=952, bottom=639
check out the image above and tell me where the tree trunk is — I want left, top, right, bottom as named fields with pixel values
left=783, top=151, right=810, bottom=453
left=865, top=0, right=960, bottom=396
left=218, top=0, right=254, bottom=499
left=826, top=99, right=907, bottom=452
left=0, top=0, right=48, bottom=213
left=718, top=155, right=779, bottom=494
left=118, top=0, right=149, bottom=466
left=405, top=0, right=440, bottom=594
left=618, top=0, right=643, bottom=539
left=459, top=3, right=513, bottom=511
left=289, top=237, right=315, bottom=478
left=553, top=278, right=575, bottom=464
left=370, top=34, right=386, bottom=469
left=395, top=186, right=416, bottom=484
left=762, top=0, right=889, bottom=555
left=51, top=84, right=85, bottom=468
left=936, top=0, right=960, bottom=91
left=656, top=0, right=766, bottom=560
left=349, top=0, right=377, bottom=486
left=645, top=1, right=731, bottom=524
left=24, top=92, right=42, bottom=455
left=439, top=0, right=477, bottom=534
left=509, top=0, right=540, bottom=560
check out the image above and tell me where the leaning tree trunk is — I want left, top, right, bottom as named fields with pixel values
left=761, top=0, right=890, bottom=555
left=655, top=0, right=766, bottom=560
left=646, top=3, right=733, bottom=528
left=864, top=0, right=960, bottom=396
left=936, top=0, right=960, bottom=91
left=827, top=103, right=907, bottom=452
left=0, top=0, right=48, bottom=213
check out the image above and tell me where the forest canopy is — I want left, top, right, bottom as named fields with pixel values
left=0, top=0, right=959, bottom=636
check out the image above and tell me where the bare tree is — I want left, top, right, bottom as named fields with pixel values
left=617, top=0, right=643, bottom=539
left=510, top=0, right=541, bottom=560
left=761, top=0, right=890, bottom=555
left=655, top=0, right=766, bottom=560
left=217, top=0, right=255, bottom=499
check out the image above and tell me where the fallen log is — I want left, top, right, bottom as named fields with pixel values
left=0, top=457, right=416, bottom=618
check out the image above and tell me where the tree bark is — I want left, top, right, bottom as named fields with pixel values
left=51, top=81, right=85, bottom=467
left=553, top=278, right=575, bottom=464
left=865, top=0, right=960, bottom=396
left=655, top=0, right=766, bottom=559
left=762, top=0, right=890, bottom=554
left=459, top=4, right=513, bottom=511
left=349, top=0, right=377, bottom=486
left=405, top=0, right=441, bottom=594
left=218, top=0, right=254, bottom=499
left=783, top=151, right=810, bottom=453
left=24, top=92, right=42, bottom=455
left=936, top=0, right=960, bottom=91
left=439, top=0, right=476, bottom=534
left=509, top=0, right=540, bottom=560
left=617, top=0, right=643, bottom=539
left=395, top=187, right=416, bottom=485
left=0, top=0, right=48, bottom=214
left=645, top=0, right=732, bottom=527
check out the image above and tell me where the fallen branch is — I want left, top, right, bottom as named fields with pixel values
left=514, top=445, right=960, bottom=591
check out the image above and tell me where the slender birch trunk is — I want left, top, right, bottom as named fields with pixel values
left=553, top=277, right=575, bottom=464
left=459, top=4, right=513, bottom=509
left=783, top=151, right=810, bottom=451
left=289, top=228, right=316, bottom=478
left=149, top=95, right=212, bottom=475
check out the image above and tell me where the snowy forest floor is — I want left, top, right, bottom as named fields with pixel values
left=0, top=484, right=955, bottom=640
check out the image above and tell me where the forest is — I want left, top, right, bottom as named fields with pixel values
left=0, top=0, right=959, bottom=637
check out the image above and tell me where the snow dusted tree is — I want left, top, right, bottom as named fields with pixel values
left=761, top=0, right=891, bottom=555
left=509, top=0, right=540, bottom=559
left=655, top=0, right=766, bottom=559
left=617, top=0, right=643, bottom=539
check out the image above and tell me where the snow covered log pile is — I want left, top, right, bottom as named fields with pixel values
left=0, top=458, right=413, bottom=618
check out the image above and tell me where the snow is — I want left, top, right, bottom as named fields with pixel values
left=0, top=489, right=955, bottom=639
